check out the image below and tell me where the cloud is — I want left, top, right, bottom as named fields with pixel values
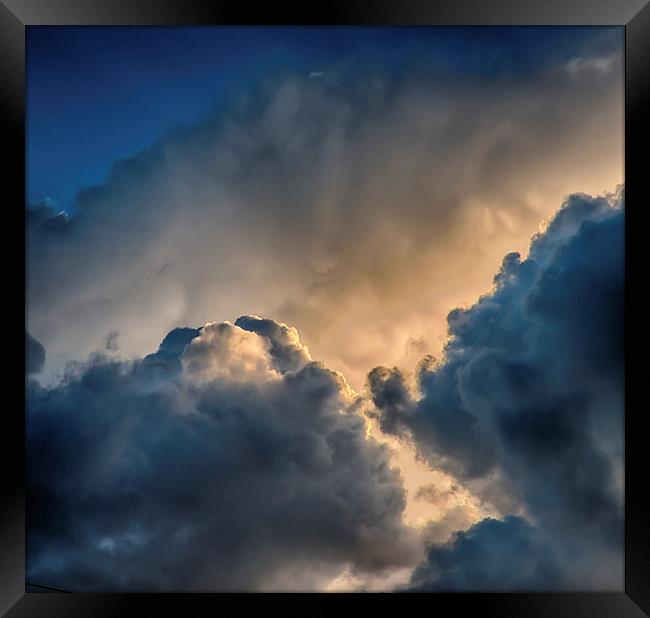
left=26, top=190, right=625, bottom=591
left=26, top=332, right=46, bottom=375
left=105, top=331, right=119, bottom=351
left=26, top=318, right=420, bottom=591
left=566, top=54, right=617, bottom=78
left=25, top=32, right=625, bottom=590
left=235, top=314, right=312, bottom=374
left=26, top=42, right=623, bottom=390
left=410, top=516, right=561, bottom=591
left=181, top=321, right=281, bottom=383
left=369, top=190, right=624, bottom=590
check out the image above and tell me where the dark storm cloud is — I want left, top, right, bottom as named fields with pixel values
left=369, top=190, right=625, bottom=590
left=367, top=366, right=414, bottom=435
left=26, top=319, right=418, bottom=591
left=409, top=516, right=561, bottom=591
left=143, top=326, right=202, bottom=374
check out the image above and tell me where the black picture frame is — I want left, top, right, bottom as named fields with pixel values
left=3, top=1, right=648, bottom=615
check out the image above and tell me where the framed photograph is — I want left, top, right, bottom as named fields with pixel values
left=3, top=0, right=648, bottom=615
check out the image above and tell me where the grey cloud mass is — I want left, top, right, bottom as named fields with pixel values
left=27, top=319, right=419, bottom=591
left=26, top=49, right=623, bottom=389
left=369, top=190, right=624, bottom=590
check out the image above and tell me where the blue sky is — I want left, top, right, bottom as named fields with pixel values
left=26, top=26, right=621, bottom=212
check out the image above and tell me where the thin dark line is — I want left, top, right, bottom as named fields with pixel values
left=26, top=581, right=72, bottom=593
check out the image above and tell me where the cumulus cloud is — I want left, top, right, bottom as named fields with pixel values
left=369, top=190, right=624, bottom=590
left=26, top=318, right=420, bottom=591
left=26, top=43, right=623, bottom=390
left=26, top=190, right=625, bottom=591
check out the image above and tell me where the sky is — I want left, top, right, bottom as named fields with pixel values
left=26, top=26, right=624, bottom=592
left=27, top=26, right=621, bottom=213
